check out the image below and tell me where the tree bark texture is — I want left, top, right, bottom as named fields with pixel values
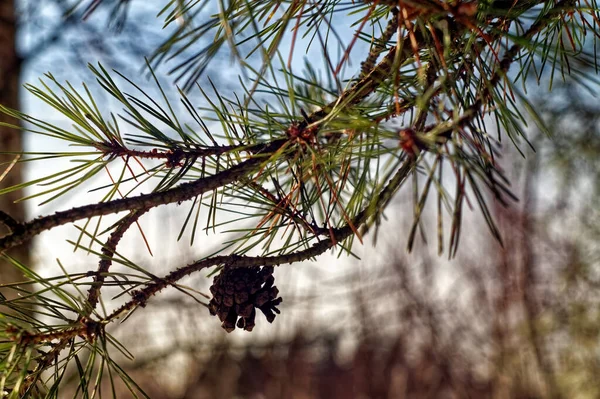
left=0, top=1, right=30, bottom=293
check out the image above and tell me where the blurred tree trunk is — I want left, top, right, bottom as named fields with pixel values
left=0, top=1, right=30, bottom=293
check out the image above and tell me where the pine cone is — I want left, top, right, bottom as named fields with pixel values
left=208, top=266, right=282, bottom=332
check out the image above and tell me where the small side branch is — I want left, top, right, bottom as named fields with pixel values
left=0, top=210, right=22, bottom=234
left=85, top=208, right=148, bottom=315
left=0, top=139, right=286, bottom=254
left=359, top=7, right=399, bottom=79
left=97, top=140, right=257, bottom=160
left=470, top=0, right=576, bottom=114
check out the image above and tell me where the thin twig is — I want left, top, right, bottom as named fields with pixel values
left=0, top=211, right=21, bottom=234
left=85, top=208, right=148, bottom=315
left=0, top=139, right=284, bottom=254
left=359, top=7, right=399, bottom=79
left=97, top=140, right=254, bottom=160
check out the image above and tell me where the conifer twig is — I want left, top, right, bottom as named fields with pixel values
left=85, top=208, right=148, bottom=314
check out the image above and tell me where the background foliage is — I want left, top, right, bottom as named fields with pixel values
left=0, top=0, right=598, bottom=397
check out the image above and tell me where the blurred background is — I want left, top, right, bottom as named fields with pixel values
left=1, top=1, right=599, bottom=398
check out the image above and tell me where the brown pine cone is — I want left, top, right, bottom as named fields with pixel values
left=208, top=266, right=283, bottom=333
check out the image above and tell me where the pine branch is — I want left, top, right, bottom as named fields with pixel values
left=0, top=0, right=596, bottom=392
left=85, top=208, right=148, bottom=314
left=105, top=158, right=414, bottom=322
left=0, top=139, right=284, bottom=254
left=0, top=40, right=407, bottom=255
